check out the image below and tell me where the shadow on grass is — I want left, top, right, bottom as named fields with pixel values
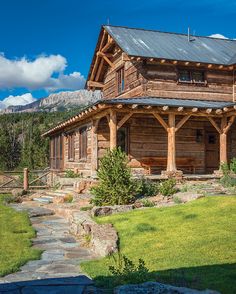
left=93, top=263, right=236, bottom=294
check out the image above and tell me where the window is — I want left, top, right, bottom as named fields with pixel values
left=117, top=67, right=125, bottom=94
left=178, top=69, right=206, bottom=84
left=68, top=133, right=75, bottom=161
left=117, top=127, right=129, bottom=154
left=79, top=127, right=87, bottom=160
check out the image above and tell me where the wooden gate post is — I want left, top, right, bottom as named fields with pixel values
left=23, top=168, right=29, bottom=190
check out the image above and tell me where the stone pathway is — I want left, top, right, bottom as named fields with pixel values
left=0, top=202, right=98, bottom=294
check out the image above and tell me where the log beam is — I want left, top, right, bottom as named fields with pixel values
left=207, top=117, right=221, bottom=134
left=152, top=113, right=168, bottom=131
left=117, top=113, right=133, bottom=130
left=175, top=115, right=191, bottom=132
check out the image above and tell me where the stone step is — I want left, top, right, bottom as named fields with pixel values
left=33, top=197, right=53, bottom=204
left=46, top=191, right=69, bottom=197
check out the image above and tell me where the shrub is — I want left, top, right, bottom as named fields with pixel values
left=108, top=253, right=149, bottom=286
left=135, top=177, right=159, bottom=197
left=159, top=179, right=177, bottom=196
left=220, top=175, right=236, bottom=187
left=230, top=158, right=236, bottom=174
left=64, top=170, right=81, bottom=178
left=80, top=206, right=93, bottom=211
left=140, top=198, right=155, bottom=207
left=220, top=162, right=230, bottom=176
left=64, top=194, right=73, bottom=203
left=173, top=196, right=183, bottom=204
left=91, top=148, right=138, bottom=206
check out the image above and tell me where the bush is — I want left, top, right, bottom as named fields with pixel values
left=135, top=177, right=159, bottom=197
left=108, top=253, right=149, bottom=286
left=220, top=175, right=236, bottom=187
left=91, top=148, right=138, bottom=206
left=140, top=198, right=155, bottom=207
left=64, top=194, right=73, bottom=203
left=230, top=158, right=236, bottom=174
left=159, top=179, right=177, bottom=196
left=173, top=196, right=183, bottom=204
left=220, top=162, right=230, bottom=176
left=64, top=170, right=81, bottom=178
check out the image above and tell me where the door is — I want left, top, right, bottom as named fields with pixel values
left=205, top=131, right=219, bottom=173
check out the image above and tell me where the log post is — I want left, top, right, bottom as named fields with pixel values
left=109, top=109, right=117, bottom=149
left=167, top=113, right=177, bottom=172
left=23, top=168, right=29, bottom=191
left=220, top=116, right=228, bottom=164
left=91, top=121, right=98, bottom=176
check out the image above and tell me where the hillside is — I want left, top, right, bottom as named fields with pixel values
left=0, top=90, right=101, bottom=114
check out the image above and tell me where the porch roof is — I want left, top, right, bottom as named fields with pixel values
left=42, top=97, right=236, bottom=137
left=103, top=97, right=236, bottom=109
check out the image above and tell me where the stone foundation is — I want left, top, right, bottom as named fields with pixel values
left=161, top=170, right=183, bottom=179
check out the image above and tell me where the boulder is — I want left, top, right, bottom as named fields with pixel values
left=91, top=205, right=134, bottom=217
left=90, top=223, right=118, bottom=256
left=174, top=192, right=202, bottom=203
left=114, top=281, right=220, bottom=294
left=11, top=188, right=26, bottom=197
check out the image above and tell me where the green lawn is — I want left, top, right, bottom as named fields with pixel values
left=81, top=196, right=236, bottom=293
left=0, top=195, right=41, bottom=276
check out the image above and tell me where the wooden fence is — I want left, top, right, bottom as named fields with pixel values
left=0, top=168, right=50, bottom=191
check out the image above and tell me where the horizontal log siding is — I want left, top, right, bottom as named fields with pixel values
left=143, top=63, right=233, bottom=102
left=63, top=126, right=92, bottom=176
left=102, top=55, right=146, bottom=98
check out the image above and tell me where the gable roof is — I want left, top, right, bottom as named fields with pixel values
left=104, top=25, right=236, bottom=65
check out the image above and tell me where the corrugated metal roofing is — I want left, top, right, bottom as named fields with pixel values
left=104, top=97, right=236, bottom=109
left=104, top=25, right=236, bottom=65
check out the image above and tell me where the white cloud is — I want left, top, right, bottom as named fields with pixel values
left=209, top=34, right=228, bottom=39
left=0, top=53, right=86, bottom=91
left=0, top=93, right=36, bottom=110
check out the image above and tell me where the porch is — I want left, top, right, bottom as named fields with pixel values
left=92, top=97, right=236, bottom=178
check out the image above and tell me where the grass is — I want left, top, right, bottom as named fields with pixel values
left=0, top=195, right=42, bottom=277
left=81, top=196, right=236, bottom=293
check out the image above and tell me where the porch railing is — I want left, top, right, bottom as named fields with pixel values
left=0, top=168, right=50, bottom=191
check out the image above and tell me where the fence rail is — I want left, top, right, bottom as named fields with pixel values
left=0, top=168, right=50, bottom=191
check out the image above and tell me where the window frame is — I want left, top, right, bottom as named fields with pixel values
left=177, top=68, right=207, bottom=85
left=68, top=132, right=75, bottom=162
left=116, top=66, right=125, bottom=95
left=79, top=127, right=87, bottom=161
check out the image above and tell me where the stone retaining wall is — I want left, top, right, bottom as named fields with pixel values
left=52, top=206, right=118, bottom=257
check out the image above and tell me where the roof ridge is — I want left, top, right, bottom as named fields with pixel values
left=104, top=25, right=236, bottom=42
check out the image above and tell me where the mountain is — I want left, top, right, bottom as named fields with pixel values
left=0, top=90, right=102, bottom=114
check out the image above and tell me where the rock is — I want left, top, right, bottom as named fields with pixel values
left=174, top=192, right=202, bottom=203
left=91, top=205, right=134, bottom=217
left=114, top=281, right=220, bottom=294
left=11, top=188, right=26, bottom=198
left=74, top=179, right=98, bottom=194
left=90, top=223, right=118, bottom=256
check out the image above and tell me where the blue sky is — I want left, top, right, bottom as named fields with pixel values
left=0, top=0, right=236, bottom=108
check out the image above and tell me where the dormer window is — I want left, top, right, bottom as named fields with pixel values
left=178, top=69, right=206, bottom=84
left=117, top=67, right=125, bottom=95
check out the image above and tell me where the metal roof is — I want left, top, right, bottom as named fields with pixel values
left=104, top=25, right=236, bottom=65
left=104, top=97, right=236, bottom=109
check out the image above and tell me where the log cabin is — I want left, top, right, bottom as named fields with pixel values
left=42, top=25, right=236, bottom=178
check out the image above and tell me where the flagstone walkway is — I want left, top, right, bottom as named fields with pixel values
left=0, top=202, right=99, bottom=294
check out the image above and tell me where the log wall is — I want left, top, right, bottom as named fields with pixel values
left=102, top=58, right=234, bottom=102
